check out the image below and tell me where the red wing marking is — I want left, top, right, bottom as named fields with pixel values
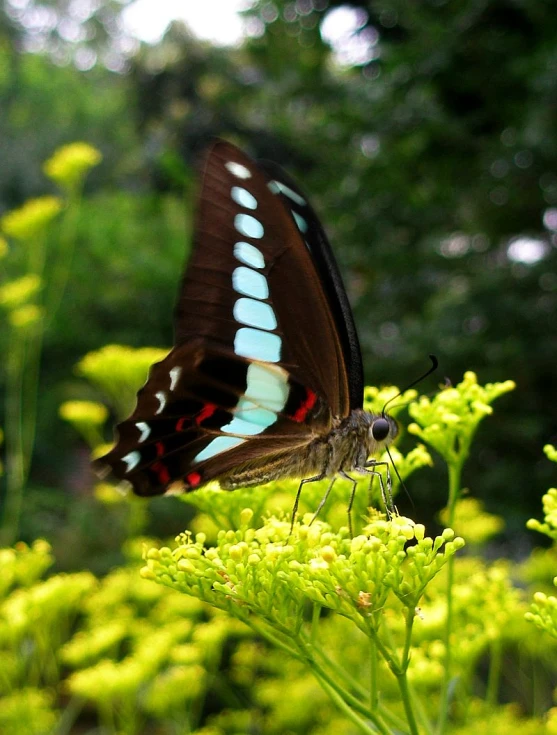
left=186, top=471, right=202, bottom=488
left=195, top=403, right=217, bottom=425
left=156, top=441, right=165, bottom=457
left=151, top=461, right=170, bottom=485
left=176, top=417, right=187, bottom=431
left=292, top=388, right=317, bottom=423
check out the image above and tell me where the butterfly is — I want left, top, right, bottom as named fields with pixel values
left=96, top=139, right=403, bottom=509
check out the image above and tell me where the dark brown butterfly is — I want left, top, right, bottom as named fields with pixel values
left=96, top=140, right=401, bottom=506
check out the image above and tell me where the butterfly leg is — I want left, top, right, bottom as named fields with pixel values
left=290, top=472, right=327, bottom=535
left=341, top=471, right=358, bottom=537
left=360, top=460, right=395, bottom=517
left=309, top=477, right=337, bottom=527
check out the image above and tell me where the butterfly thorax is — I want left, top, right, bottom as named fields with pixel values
left=323, top=409, right=398, bottom=474
left=219, top=409, right=398, bottom=489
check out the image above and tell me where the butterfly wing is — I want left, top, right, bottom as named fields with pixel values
left=174, top=140, right=351, bottom=414
left=97, top=140, right=359, bottom=495
left=257, top=157, right=364, bottom=410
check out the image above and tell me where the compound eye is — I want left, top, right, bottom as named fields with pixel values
left=371, top=418, right=390, bottom=442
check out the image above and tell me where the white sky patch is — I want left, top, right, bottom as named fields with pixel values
left=507, top=236, right=548, bottom=265
left=122, top=0, right=255, bottom=46
left=320, top=5, right=379, bottom=66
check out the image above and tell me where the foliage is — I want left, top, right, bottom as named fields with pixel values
left=0, top=141, right=101, bottom=544
left=525, top=445, right=557, bottom=642
left=1, top=368, right=557, bottom=733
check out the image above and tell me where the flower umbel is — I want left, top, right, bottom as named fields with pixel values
left=59, top=401, right=109, bottom=448
left=525, top=444, right=557, bottom=640
left=43, top=142, right=102, bottom=191
left=1, top=196, right=62, bottom=241
left=408, top=372, right=515, bottom=468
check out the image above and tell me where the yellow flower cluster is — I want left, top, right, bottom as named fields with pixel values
left=0, top=274, right=41, bottom=310
left=1, top=196, right=62, bottom=240
left=408, top=372, right=515, bottom=466
left=142, top=512, right=464, bottom=634
left=43, top=142, right=102, bottom=190
left=59, top=400, right=108, bottom=426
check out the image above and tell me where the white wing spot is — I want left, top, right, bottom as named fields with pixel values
left=122, top=451, right=141, bottom=473
left=169, top=366, right=182, bottom=391
left=225, top=161, right=251, bottom=179
left=135, top=422, right=151, bottom=443
left=155, top=391, right=166, bottom=415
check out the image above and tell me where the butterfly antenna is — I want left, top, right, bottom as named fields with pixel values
left=385, top=445, right=414, bottom=510
left=381, top=354, right=439, bottom=416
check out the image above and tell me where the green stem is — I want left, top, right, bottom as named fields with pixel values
left=395, top=672, right=420, bottom=735
left=246, top=615, right=391, bottom=732
left=311, top=639, right=408, bottom=732
left=21, top=325, right=44, bottom=478
left=436, top=460, right=463, bottom=735
left=0, top=326, right=27, bottom=545
left=311, top=602, right=321, bottom=645
left=485, top=637, right=502, bottom=707
left=44, top=190, right=81, bottom=325
left=370, top=635, right=378, bottom=711
left=397, top=608, right=420, bottom=735
left=312, top=670, right=384, bottom=735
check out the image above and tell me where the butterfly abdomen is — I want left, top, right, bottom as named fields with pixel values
left=219, top=409, right=398, bottom=490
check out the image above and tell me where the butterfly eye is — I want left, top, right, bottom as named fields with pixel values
left=371, top=417, right=390, bottom=442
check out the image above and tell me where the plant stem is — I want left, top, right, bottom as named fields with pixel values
left=0, top=326, right=26, bottom=545
left=370, top=635, right=378, bottom=711
left=396, top=672, right=420, bottom=735
left=436, top=460, right=462, bottom=734
left=312, top=670, right=386, bottom=735
left=485, top=637, right=502, bottom=707
left=311, top=602, right=321, bottom=645
left=44, top=192, right=80, bottom=325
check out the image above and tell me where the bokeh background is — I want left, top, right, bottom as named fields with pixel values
left=1, top=0, right=556, bottom=557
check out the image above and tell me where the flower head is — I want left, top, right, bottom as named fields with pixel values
left=0, top=275, right=42, bottom=311
left=408, top=372, right=515, bottom=466
left=142, top=512, right=464, bottom=634
left=43, top=142, right=102, bottom=191
left=1, top=197, right=62, bottom=241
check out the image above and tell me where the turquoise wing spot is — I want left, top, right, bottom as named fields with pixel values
left=234, top=328, right=281, bottom=362
left=232, top=267, right=269, bottom=300
left=234, top=241, right=265, bottom=269
left=243, top=363, right=289, bottom=412
left=268, top=179, right=306, bottom=207
left=193, top=436, right=246, bottom=463
left=234, top=399, right=278, bottom=428
left=292, top=211, right=308, bottom=233
left=233, top=297, right=277, bottom=331
left=231, top=186, right=257, bottom=210
left=220, top=416, right=270, bottom=436
left=235, top=214, right=264, bottom=239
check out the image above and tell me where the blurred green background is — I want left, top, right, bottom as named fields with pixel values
left=1, top=0, right=556, bottom=552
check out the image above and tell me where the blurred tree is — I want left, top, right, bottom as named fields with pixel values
left=117, top=0, right=557, bottom=532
